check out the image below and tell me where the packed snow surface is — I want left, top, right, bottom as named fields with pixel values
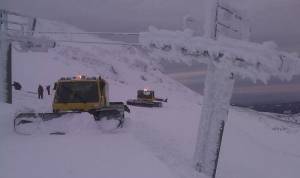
left=1, top=19, right=300, bottom=178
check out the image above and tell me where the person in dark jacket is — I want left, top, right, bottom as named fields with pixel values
left=38, top=85, right=44, bottom=99
left=46, top=85, right=50, bottom=95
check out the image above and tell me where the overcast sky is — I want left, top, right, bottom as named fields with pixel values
left=2, top=0, right=300, bottom=105
left=2, top=0, right=300, bottom=52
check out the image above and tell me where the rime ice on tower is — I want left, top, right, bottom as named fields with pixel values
left=139, top=1, right=300, bottom=176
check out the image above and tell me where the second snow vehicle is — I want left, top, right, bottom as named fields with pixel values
left=126, top=89, right=167, bottom=107
left=14, top=75, right=130, bottom=135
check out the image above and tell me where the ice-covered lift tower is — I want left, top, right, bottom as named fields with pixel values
left=139, top=0, right=300, bottom=178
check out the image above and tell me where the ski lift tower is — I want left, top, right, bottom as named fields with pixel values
left=140, top=0, right=299, bottom=178
left=0, top=9, right=55, bottom=103
left=194, top=1, right=251, bottom=177
left=0, top=9, right=10, bottom=103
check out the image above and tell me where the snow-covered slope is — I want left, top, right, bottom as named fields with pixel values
left=6, top=18, right=203, bottom=178
left=1, top=19, right=300, bottom=178
left=12, top=19, right=200, bottom=111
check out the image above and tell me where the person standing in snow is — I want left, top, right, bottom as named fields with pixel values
left=38, top=85, right=44, bottom=99
left=46, top=85, right=51, bottom=95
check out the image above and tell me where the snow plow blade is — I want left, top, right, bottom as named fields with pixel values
left=15, top=112, right=78, bottom=123
left=155, top=98, right=168, bottom=103
left=14, top=103, right=130, bottom=135
left=126, top=99, right=162, bottom=107
left=14, top=112, right=81, bottom=135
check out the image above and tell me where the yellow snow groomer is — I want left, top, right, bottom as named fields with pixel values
left=126, top=89, right=167, bottom=107
left=14, top=75, right=130, bottom=135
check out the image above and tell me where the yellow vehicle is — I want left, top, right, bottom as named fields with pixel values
left=52, top=75, right=109, bottom=113
left=14, top=75, right=130, bottom=135
left=127, top=89, right=167, bottom=107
